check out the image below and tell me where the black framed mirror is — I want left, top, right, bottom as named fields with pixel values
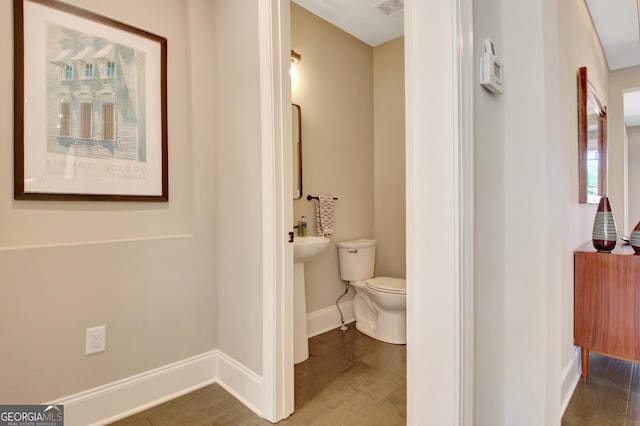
left=293, top=103, right=302, bottom=199
left=578, top=66, right=607, bottom=204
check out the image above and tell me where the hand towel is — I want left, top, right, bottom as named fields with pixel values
left=315, top=195, right=335, bottom=237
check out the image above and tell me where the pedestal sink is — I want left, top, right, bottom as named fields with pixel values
left=293, top=236, right=330, bottom=364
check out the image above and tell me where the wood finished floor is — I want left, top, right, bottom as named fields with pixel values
left=110, top=323, right=406, bottom=425
left=563, top=354, right=640, bottom=425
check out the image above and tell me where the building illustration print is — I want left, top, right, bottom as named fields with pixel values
left=16, top=0, right=167, bottom=200
left=47, top=24, right=147, bottom=179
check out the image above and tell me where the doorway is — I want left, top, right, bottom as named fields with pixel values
left=257, top=0, right=475, bottom=424
left=289, top=0, right=407, bottom=419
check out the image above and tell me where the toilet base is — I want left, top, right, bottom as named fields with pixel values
left=353, top=290, right=406, bottom=345
left=355, top=316, right=406, bottom=345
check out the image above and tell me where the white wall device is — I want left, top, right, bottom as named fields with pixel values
left=480, top=38, right=503, bottom=94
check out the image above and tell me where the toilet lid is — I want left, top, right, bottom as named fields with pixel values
left=366, top=277, right=406, bottom=294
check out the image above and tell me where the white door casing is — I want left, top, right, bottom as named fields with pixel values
left=258, top=0, right=295, bottom=422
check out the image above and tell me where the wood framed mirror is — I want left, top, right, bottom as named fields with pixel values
left=578, top=66, right=607, bottom=204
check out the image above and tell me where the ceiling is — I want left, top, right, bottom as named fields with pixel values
left=293, top=0, right=640, bottom=126
left=586, top=0, right=640, bottom=71
left=585, top=0, right=640, bottom=126
left=291, top=0, right=403, bottom=47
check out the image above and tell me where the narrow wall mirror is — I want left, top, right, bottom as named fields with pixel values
left=293, top=103, right=303, bottom=199
left=578, top=67, right=608, bottom=204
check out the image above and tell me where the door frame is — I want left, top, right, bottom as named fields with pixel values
left=259, top=0, right=475, bottom=423
left=404, top=0, right=474, bottom=423
left=258, top=0, right=295, bottom=421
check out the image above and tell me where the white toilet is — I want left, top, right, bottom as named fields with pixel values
left=337, top=239, right=406, bottom=344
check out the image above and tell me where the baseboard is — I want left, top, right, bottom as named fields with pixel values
left=47, top=349, right=263, bottom=426
left=215, top=350, right=264, bottom=416
left=306, top=299, right=355, bottom=338
left=46, top=302, right=352, bottom=426
left=561, top=346, right=581, bottom=415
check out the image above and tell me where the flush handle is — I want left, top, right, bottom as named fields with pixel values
left=288, top=232, right=294, bottom=243
left=348, top=249, right=358, bottom=253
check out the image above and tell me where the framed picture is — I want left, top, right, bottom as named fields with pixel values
left=13, top=0, right=168, bottom=201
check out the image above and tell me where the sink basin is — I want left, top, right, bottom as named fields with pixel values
left=293, top=236, right=330, bottom=263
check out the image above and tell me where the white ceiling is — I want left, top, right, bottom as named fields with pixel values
left=585, top=0, right=640, bottom=70
left=585, top=0, right=640, bottom=126
left=295, top=0, right=640, bottom=126
left=291, top=0, right=403, bottom=47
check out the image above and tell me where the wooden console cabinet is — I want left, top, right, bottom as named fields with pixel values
left=574, top=243, right=640, bottom=379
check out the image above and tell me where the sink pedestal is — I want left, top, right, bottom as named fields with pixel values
left=292, top=236, right=330, bottom=364
left=294, top=262, right=309, bottom=364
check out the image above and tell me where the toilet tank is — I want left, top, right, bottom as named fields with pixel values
left=336, top=239, right=377, bottom=281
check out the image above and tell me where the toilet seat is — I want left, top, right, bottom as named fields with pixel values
left=366, top=277, right=406, bottom=294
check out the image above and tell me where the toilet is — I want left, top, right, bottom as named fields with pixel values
left=337, top=239, right=406, bottom=344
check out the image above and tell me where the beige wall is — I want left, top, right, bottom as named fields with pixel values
left=291, top=4, right=406, bottom=313
left=291, top=4, right=374, bottom=312
left=373, top=38, right=406, bottom=279
left=0, top=0, right=219, bottom=402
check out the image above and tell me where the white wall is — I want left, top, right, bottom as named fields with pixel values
left=473, top=0, right=607, bottom=423
left=556, top=0, right=608, bottom=413
left=501, top=0, right=553, bottom=422
left=473, top=0, right=505, bottom=423
left=627, top=127, right=640, bottom=225
left=0, top=0, right=218, bottom=403
left=212, top=0, right=264, bottom=375
left=609, top=65, right=640, bottom=236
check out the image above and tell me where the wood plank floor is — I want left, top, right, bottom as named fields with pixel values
left=110, top=323, right=406, bottom=425
left=563, top=354, right=640, bottom=425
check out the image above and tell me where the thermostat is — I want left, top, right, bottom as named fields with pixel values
left=480, top=38, right=503, bottom=94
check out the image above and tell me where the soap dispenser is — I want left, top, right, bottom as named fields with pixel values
left=298, top=216, right=307, bottom=237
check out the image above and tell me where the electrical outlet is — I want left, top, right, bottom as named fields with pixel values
left=86, top=325, right=106, bottom=355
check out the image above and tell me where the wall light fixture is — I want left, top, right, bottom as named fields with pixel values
left=290, top=50, right=301, bottom=87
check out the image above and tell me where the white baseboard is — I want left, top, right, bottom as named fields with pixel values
left=306, top=299, right=355, bottom=338
left=50, top=302, right=354, bottom=426
left=48, top=350, right=263, bottom=426
left=215, top=350, right=263, bottom=416
left=561, top=346, right=581, bottom=415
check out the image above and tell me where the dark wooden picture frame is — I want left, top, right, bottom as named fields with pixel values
left=13, top=0, right=168, bottom=201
